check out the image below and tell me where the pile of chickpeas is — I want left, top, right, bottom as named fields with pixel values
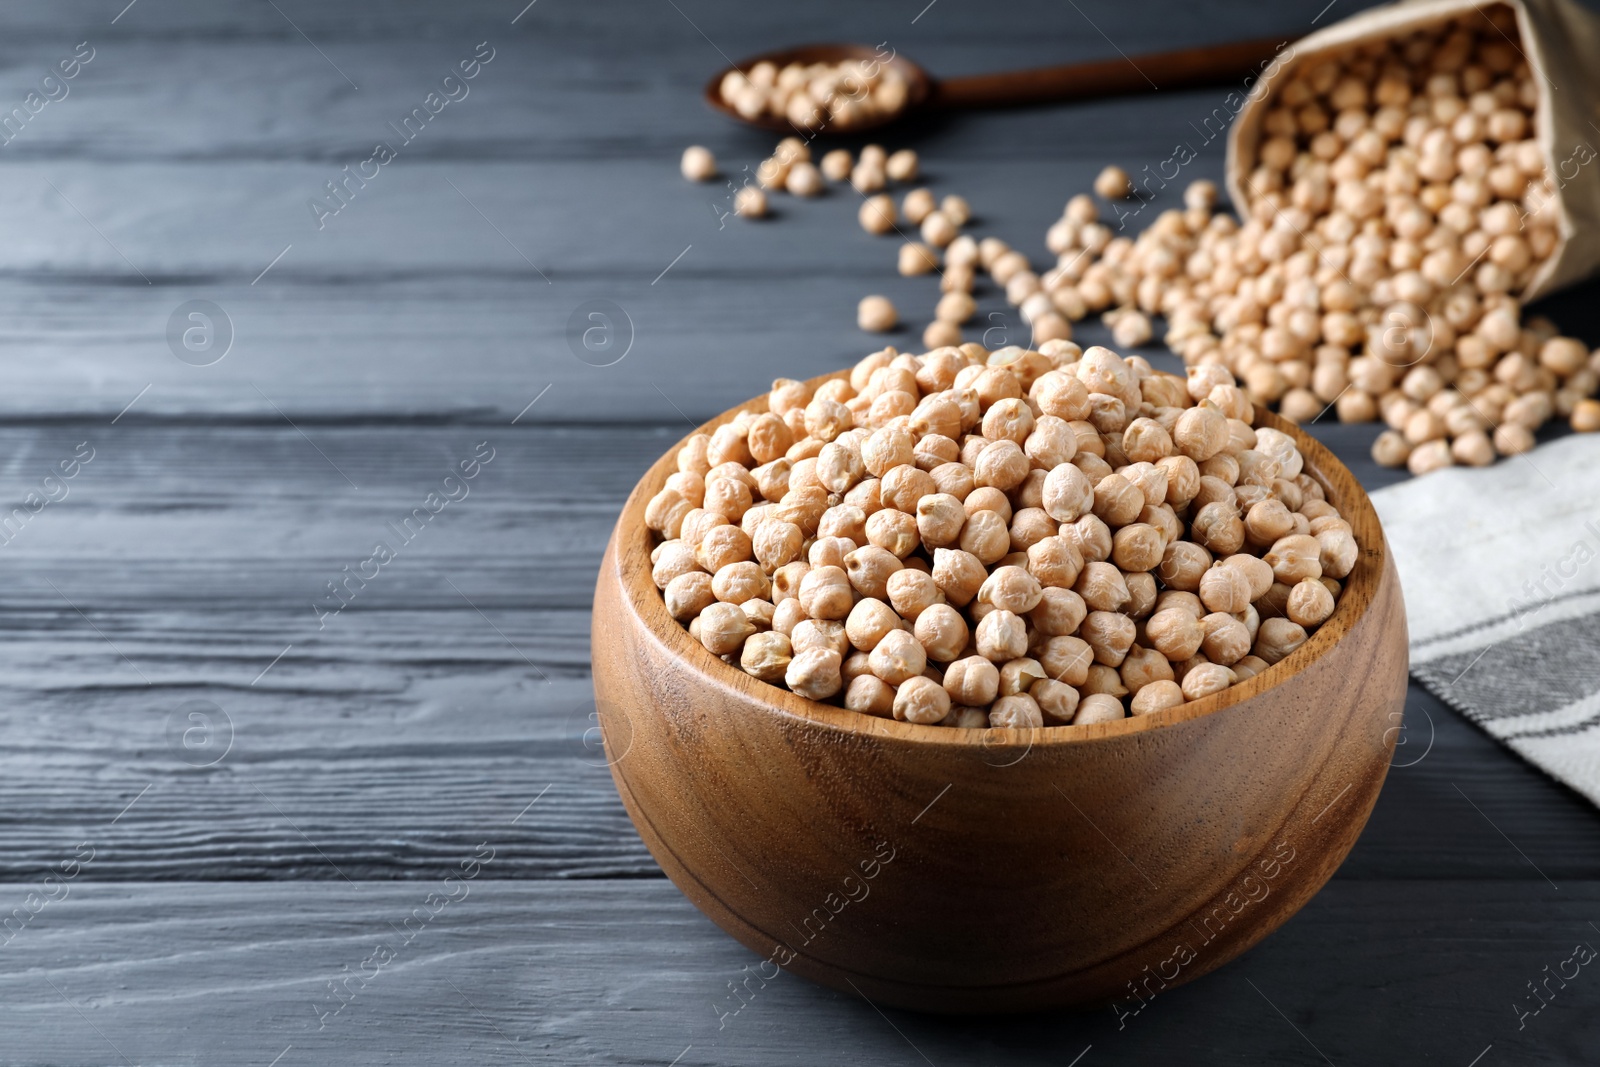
left=717, top=56, right=911, bottom=133
left=980, top=9, right=1599, bottom=473
left=644, top=342, right=1355, bottom=728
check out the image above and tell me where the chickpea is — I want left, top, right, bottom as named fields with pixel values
left=664, top=571, right=716, bottom=621
left=1074, top=692, right=1126, bottom=725
left=893, top=675, right=951, bottom=724
left=680, top=145, right=717, bottom=181
left=885, top=566, right=942, bottom=619
left=741, top=631, right=792, bottom=683
left=1147, top=607, right=1205, bottom=662
left=1199, top=563, right=1253, bottom=614
left=735, top=185, right=768, bottom=218
left=886, top=149, right=920, bottom=182
left=1287, top=577, right=1336, bottom=627
left=798, top=564, right=853, bottom=619
left=845, top=673, right=895, bottom=717
left=698, top=602, right=755, bottom=656
left=975, top=609, right=1029, bottom=661
left=1131, top=680, right=1185, bottom=716
left=821, top=148, right=853, bottom=182
left=870, top=629, right=928, bottom=685
left=898, top=242, right=939, bottom=276
left=1265, top=533, right=1322, bottom=584
left=914, top=603, right=969, bottom=662
left=859, top=195, right=897, bottom=235
left=1254, top=617, right=1308, bottom=665
left=1200, top=611, right=1252, bottom=665
left=1032, top=678, right=1081, bottom=723
left=791, top=619, right=849, bottom=659
left=1095, top=165, right=1134, bottom=199
left=989, top=694, right=1043, bottom=728
left=931, top=547, right=987, bottom=607
left=944, top=655, right=1001, bottom=706
left=1180, top=661, right=1235, bottom=701
left=786, top=647, right=843, bottom=700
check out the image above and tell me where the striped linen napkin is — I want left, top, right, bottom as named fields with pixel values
left=1369, top=435, right=1600, bottom=809
left=1370, top=432, right=1600, bottom=808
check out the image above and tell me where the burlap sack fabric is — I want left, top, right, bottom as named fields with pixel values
left=1227, top=0, right=1600, bottom=302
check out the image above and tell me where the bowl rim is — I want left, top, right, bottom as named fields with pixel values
left=611, top=366, right=1389, bottom=748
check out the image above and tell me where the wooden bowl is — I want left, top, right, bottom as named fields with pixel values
left=592, top=370, right=1407, bottom=1014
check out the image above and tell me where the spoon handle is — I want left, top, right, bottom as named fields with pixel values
left=932, top=34, right=1293, bottom=110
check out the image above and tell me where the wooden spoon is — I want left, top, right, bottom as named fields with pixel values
left=704, top=36, right=1295, bottom=135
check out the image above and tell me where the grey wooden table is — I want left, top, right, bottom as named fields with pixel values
left=3, top=1, right=1598, bottom=1063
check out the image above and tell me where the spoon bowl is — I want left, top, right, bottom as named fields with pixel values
left=702, top=42, right=932, bottom=136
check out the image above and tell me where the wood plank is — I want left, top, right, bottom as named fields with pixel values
left=0, top=879, right=1592, bottom=1065
left=0, top=422, right=1592, bottom=882
left=0, top=0, right=1330, bottom=162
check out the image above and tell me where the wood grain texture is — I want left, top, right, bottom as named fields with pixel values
left=0, top=879, right=1594, bottom=1066
left=593, top=379, right=1408, bottom=1010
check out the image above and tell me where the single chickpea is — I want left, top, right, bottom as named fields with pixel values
left=1190, top=501, right=1245, bottom=556
left=1286, top=577, right=1336, bottom=627
left=735, top=185, right=768, bottom=218
left=1065, top=692, right=1119, bottom=725
left=843, top=545, right=903, bottom=600
left=821, top=148, right=853, bottom=182
left=771, top=596, right=807, bottom=636
left=1032, top=678, right=1081, bottom=723
left=1120, top=644, right=1175, bottom=692
left=798, top=564, right=854, bottom=619
left=941, top=195, right=972, bottom=226
left=652, top=541, right=701, bottom=589
left=1080, top=610, right=1136, bottom=666
left=1199, top=563, right=1253, bottom=614
left=1095, top=165, right=1134, bottom=199
left=681, top=145, right=717, bottom=182
left=1254, top=617, right=1308, bottom=665
left=928, top=548, right=984, bottom=607
left=1180, top=661, right=1235, bottom=701
left=870, top=629, right=928, bottom=685
left=845, top=673, right=895, bottom=717
left=898, top=242, right=939, bottom=276
left=1042, top=463, right=1094, bottom=522
left=978, top=565, right=1044, bottom=614
left=1131, top=680, right=1185, bottom=716
left=845, top=597, right=901, bottom=651
left=1174, top=406, right=1229, bottom=461
left=886, top=566, right=943, bottom=618
left=999, top=657, right=1047, bottom=697
left=858, top=295, right=898, bottom=332
left=1573, top=399, right=1600, bottom=433
left=1111, top=523, right=1166, bottom=572
left=1230, top=654, right=1271, bottom=681
left=989, top=694, right=1044, bottom=728
left=944, top=654, right=1001, bottom=706
left=1147, top=607, right=1205, bottom=662
left=791, top=619, right=849, bottom=660
left=866, top=507, right=920, bottom=558
left=894, top=675, right=951, bottom=724
left=698, top=601, right=755, bottom=656
left=859, top=195, right=897, bottom=235
left=713, top=561, right=770, bottom=604
left=886, top=149, right=920, bottom=182
left=914, top=603, right=969, bottom=662
left=664, top=571, right=716, bottom=621
left=936, top=290, right=977, bottom=325
left=924, top=320, right=963, bottom=349
left=1073, top=561, right=1129, bottom=613
left=1264, top=533, right=1322, bottom=584
left=786, top=647, right=843, bottom=700
left=741, top=631, right=792, bottom=683
left=975, top=609, right=1029, bottom=662
left=1200, top=611, right=1252, bottom=665
left=786, top=161, right=823, bottom=196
